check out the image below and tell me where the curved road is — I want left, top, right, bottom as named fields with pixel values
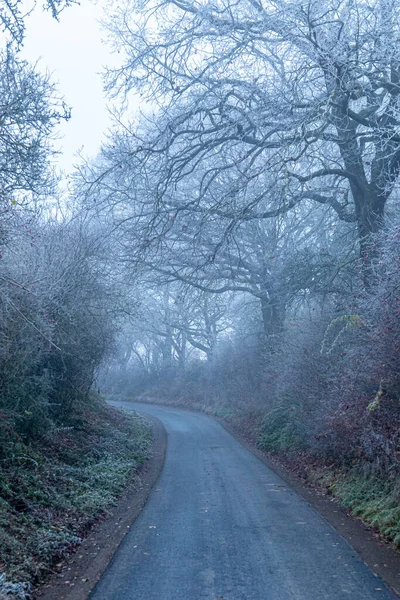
left=91, top=402, right=395, bottom=600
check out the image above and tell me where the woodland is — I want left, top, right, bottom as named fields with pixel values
left=97, top=0, right=400, bottom=480
left=2, top=0, right=400, bottom=591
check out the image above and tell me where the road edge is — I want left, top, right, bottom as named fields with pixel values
left=127, top=398, right=400, bottom=598
left=35, top=413, right=167, bottom=600
left=216, top=416, right=400, bottom=598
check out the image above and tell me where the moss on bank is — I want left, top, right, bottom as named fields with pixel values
left=0, top=400, right=151, bottom=589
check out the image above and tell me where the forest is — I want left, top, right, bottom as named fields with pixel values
left=2, top=0, right=400, bottom=593
left=97, top=0, right=400, bottom=522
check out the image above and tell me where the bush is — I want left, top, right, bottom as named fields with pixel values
left=258, top=403, right=309, bottom=453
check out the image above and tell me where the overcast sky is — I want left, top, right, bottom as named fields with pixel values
left=22, top=1, right=112, bottom=177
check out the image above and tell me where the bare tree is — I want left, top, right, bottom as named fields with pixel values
left=102, top=0, right=400, bottom=280
left=0, top=0, right=76, bottom=45
left=0, top=48, right=69, bottom=216
left=82, top=148, right=355, bottom=343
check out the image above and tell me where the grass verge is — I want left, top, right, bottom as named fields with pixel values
left=0, top=399, right=151, bottom=595
left=309, top=468, right=400, bottom=547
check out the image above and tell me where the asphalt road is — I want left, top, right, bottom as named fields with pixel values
left=90, top=402, right=396, bottom=600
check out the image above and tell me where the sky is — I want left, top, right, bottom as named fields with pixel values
left=22, top=1, right=113, bottom=177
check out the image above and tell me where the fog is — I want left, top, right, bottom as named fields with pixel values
left=2, top=1, right=400, bottom=578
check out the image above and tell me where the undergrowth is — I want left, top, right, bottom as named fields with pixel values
left=311, top=470, right=400, bottom=548
left=0, top=399, right=151, bottom=589
left=257, top=404, right=309, bottom=453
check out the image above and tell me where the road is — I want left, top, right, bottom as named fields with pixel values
left=90, top=402, right=396, bottom=600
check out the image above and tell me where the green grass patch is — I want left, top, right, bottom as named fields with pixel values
left=310, top=469, right=400, bottom=547
left=0, top=400, right=151, bottom=587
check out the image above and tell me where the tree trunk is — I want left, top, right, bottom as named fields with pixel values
left=178, top=332, right=187, bottom=371
left=260, top=292, right=285, bottom=349
left=351, top=183, right=386, bottom=287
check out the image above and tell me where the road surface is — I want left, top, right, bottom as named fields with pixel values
left=90, top=402, right=396, bottom=600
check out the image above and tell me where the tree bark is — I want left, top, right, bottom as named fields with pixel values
left=260, top=291, right=285, bottom=349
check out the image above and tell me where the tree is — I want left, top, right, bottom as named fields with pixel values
left=82, top=145, right=356, bottom=344
left=0, top=48, right=69, bottom=215
left=103, top=0, right=400, bottom=280
left=122, top=282, right=231, bottom=367
left=0, top=0, right=75, bottom=45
